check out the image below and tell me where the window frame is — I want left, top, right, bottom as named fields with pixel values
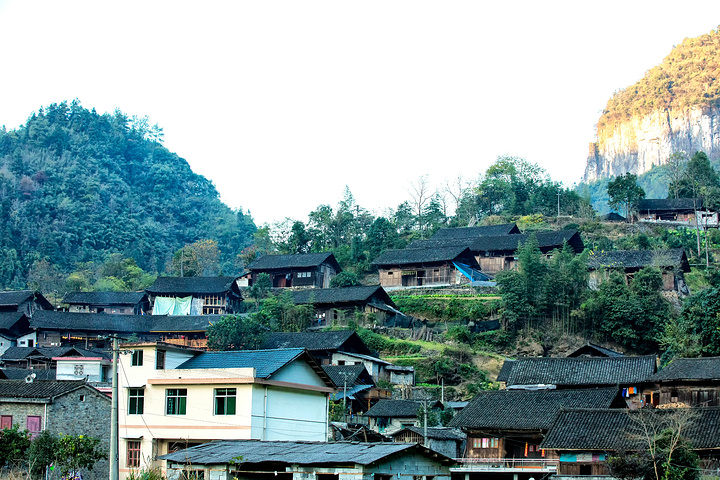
left=128, top=388, right=145, bottom=415
left=131, top=350, right=143, bottom=367
left=127, top=440, right=141, bottom=468
left=166, top=388, right=187, bottom=415
left=156, top=349, right=166, bottom=370
left=214, top=388, right=237, bottom=415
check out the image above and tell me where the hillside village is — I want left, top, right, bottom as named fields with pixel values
left=1, top=204, right=720, bottom=480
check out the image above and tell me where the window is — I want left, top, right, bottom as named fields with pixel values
left=127, top=440, right=141, bottom=468
left=156, top=350, right=166, bottom=370
left=214, top=388, right=236, bottom=415
left=166, top=389, right=187, bottom=415
left=297, top=271, right=311, bottom=278
left=27, top=339, right=33, bottom=347
left=473, top=437, right=498, bottom=448
left=79, top=395, right=86, bottom=402
left=1, top=416, right=12, bottom=429
left=131, top=350, right=143, bottom=366
left=129, top=388, right=144, bottom=415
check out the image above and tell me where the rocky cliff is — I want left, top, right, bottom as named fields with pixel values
left=583, top=27, right=720, bottom=183
left=583, top=105, right=720, bottom=182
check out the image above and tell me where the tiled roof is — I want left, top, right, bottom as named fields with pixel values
left=638, top=198, right=702, bottom=212
left=649, top=357, right=720, bottom=381
left=447, top=388, right=624, bottom=431
left=496, top=359, right=515, bottom=382
left=262, top=330, right=372, bottom=356
left=0, top=346, right=107, bottom=361
left=431, top=224, right=521, bottom=239
left=322, top=364, right=372, bottom=387
left=63, top=291, right=147, bottom=305
left=146, top=276, right=240, bottom=295
left=541, top=407, right=720, bottom=450
left=176, top=348, right=334, bottom=386
left=588, top=248, right=690, bottom=272
left=0, top=368, right=55, bottom=380
left=505, top=356, right=657, bottom=387
left=30, top=311, right=217, bottom=333
left=0, top=379, right=89, bottom=399
left=247, top=253, right=341, bottom=271
left=372, top=246, right=475, bottom=266
left=0, top=290, right=34, bottom=307
left=472, top=230, right=584, bottom=253
left=290, top=286, right=394, bottom=307
left=567, top=343, right=624, bottom=358
left=160, top=440, right=452, bottom=466
left=391, top=426, right=466, bottom=441
left=0, top=312, right=28, bottom=336
left=365, top=399, right=442, bottom=418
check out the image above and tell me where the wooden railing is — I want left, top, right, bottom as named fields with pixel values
left=160, top=338, right=207, bottom=349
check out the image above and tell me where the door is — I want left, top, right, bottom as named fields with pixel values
left=27, top=415, right=41, bottom=438
left=1, top=416, right=12, bottom=429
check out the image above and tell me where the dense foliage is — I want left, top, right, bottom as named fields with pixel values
left=0, top=101, right=256, bottom=289
left=598, top=28, right=720, bottom=137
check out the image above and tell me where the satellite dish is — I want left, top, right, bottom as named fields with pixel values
left=25, top=373, right=36, bottom=383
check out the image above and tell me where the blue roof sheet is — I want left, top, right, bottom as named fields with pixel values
left=176, top=348, right=306, bottom=378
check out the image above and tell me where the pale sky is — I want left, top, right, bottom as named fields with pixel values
left=1, top=1, right=719, bottom=226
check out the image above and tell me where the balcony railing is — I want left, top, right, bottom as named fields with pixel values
left=451, top=458, right=559, bottom=472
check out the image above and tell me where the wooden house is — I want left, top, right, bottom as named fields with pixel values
left=642, top=357, right=720, bottom=407
left=63, top=291, right=149, bottom=315
left=541, top=407, right=720, bottom=476
left=290, top=285, right=407, bottom=328
left=431, top=223, right=522, bottom=239
left=364, top=399, right=444, bottom=435
left=161, top=440, right=455, bottom=480
left=638, top=198, right=718, bottom=226
left=447, top=388, right=626, bottom=466
left=0, top=290, right=53, bottom=315
left=588, top=248, right=691, bottom=294
left=324, top=364, right=390, bottom=414
left=247, top=252, right=341, bottom=288
left=372, top=246, right=484, bottom=288
left=0, top=312, right=31, bottom=354
left=146, top=276, right=242, bottom=315
left=391, top=427, right=466, bottom=459
left=409, top=230, right=584, bottom=274
left=0, top=345, right=105, bottom=371
left=500, top=355, right=657, bottom=408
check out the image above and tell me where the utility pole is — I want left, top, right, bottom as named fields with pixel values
left=423, top=397, right=428, bottom=446
left=557, top=191, right=561, bottom=218
left=109, top=335, right=119, bottom=480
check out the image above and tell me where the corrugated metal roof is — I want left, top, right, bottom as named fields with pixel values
left=176, top=348, right=306, bottom=378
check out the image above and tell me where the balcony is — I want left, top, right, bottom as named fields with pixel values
left=451, top=458, right=559, bottom=473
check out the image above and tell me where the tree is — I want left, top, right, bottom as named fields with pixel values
left=330, top=271, right=361, bottom=288
left=608, top=172, right=646, bottom=220
left=246, top=272, right=272, bottom=312
left=0, top=424, right=30, bottom=470
left=408, top=175, right=432, bottom=236
left=666, top=152, right=689, bottom=199
left=608, top=409, right=699, bottom=480
left=206, top=314, right=269, bottom=350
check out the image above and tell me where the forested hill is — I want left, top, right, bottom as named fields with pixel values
left=0, top=101, right=256, bottom=289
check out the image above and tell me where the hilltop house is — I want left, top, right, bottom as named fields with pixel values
left=588, top=248, right=691, bottom=294
left=289, top=285, right=408, bottom=328
left=541, top=407, right=720, bottom=476
left=247, top=252, right=341, bottom=288
left=324, top=363, right=390, bottom=414
left=499, top=355, right=657, bottom=408
left=160, top=440, right=454, bottom=480
left=364, top=399, right=444, bottom=435
left=0, top=312, right=31, bottom=354
left=118, top=343, right=335, bottom=478
left=146, top=276, right=242, bottom=315
left=0, top=379, right=110, bottom=480
left=372, top=246, right=485, bottom=288
left=0, top=290, right=53, bottom=316
left=638, top=198, right=718, bottom=226
left=390, top=426, right=466, bottom=459
left=642, top=357, right=720, bottom=407
left=63, top=291, right=149, bottom=315
left=447, top=388, right=626, bottom=469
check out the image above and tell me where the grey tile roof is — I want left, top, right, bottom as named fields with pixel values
left=496, top=359, right=515, bottom=382
left=365, top=399, right=443, bottom=418
left=63, top=291, right=147, bottom=306
left=146, top=276, right=240, bottom=295
left=391, top=426, right=466, bottom=441
left=0, top=368, right=55, bottom=380
left=0, top=290, right=34, bottom=307
left=541, top=407, right=720, bottom=450
left=160, top=440, right=451, bottom=466
left=638, top=198, right=702, bottom=212
left=372, top=246, right=476, bottom=266
left=505, top=356, right=657, bottom=387
left=588, top=248, right=690, bottom=272
left=471, top=230, right=584, bottom=254
left=290, top=286, right=394, bottom=307
left=649, top=357, right=720, bottom=381
left=431, top=224, right=521, bottom=239
left=0, top=379, right=91, bottom=399
left=30, top=311, right=218, bottom=333
left=262, top=331, right=372, bottom=356
left=0, top=312, right=28, bottom=337
left=567, top=343, right=625, bottom=358
left=322, top=364, right=373, bottom=387
left=447, top=388, right=624, bottom=431
left=0, top=346, right=108, bottom=361
left=248, top=253, right=341, bottom=271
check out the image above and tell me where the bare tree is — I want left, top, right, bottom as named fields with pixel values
left=408, top=175, right=431, bottom=237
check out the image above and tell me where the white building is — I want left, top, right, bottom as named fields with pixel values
left=117, top=343, right=336, bottom=478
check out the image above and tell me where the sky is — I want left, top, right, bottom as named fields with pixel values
left=1, top=1, right=720, bottom=226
